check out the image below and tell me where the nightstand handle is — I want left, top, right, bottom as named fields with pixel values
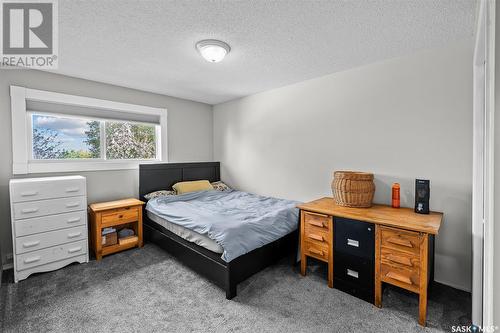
left=308, top=234, right=324, bottom=242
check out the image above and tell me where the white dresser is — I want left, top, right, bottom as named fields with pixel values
left=9, top=176, right=89, bottom=282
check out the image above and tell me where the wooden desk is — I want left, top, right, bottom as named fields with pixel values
left=88, top=198, right=145, bottom=260
left=297, top=197, right=442, bottom=326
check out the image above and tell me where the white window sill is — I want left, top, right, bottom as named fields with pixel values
left=15, top=160, right=163, bottom=174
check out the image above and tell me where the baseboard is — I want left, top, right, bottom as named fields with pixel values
left=434, top=278, right=471, bottom=293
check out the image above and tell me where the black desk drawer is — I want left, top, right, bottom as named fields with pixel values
left=334, top=217, right=374, bottom=259
left=334, top=278, right=374, bottom=304
left=334, top=252, right=374, bottom=289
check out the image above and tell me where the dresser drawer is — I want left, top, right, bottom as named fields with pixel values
left=304, top=223, right=330, bottom=246
left=10, top=177, right=86, bottom=203
left=304, top=212, right=331, bottom=231
left=14, top=211, right=86, bottom=237
left=101, top=207, right=139, bottom=226
left=380, top=263, right=420, bottom=293
left=15, top=225, right=87, bottom=254
left=335, top=217, right=374, bottom=259
left=334, top=252, right=374, bottom=289
left=380, top=247, right=420, bottom=271
left=380, top=226, right=420, bottom=256
left=16, top=240, right=87, bottom=271
left=303, top=241, right=329, bottom=261
left=13, top=196, right=86, bottom=220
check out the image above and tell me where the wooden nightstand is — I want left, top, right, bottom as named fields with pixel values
left=88, top=198, right=145, bottom=260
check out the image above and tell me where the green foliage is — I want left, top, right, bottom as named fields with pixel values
left=106, top=122, right=156, bottom=159
left=84, top=121, right=101, bottom=158
left=32, top=128, right=64, bottom=159
left=60, top=150, right=93, bottom=159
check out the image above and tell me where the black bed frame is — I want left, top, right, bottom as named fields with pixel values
left=139, top=162, right=298, bottom=299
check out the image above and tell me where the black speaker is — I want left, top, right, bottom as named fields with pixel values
left=414, top=179, right=430, bottom=214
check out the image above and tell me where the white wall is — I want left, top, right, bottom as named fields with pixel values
left=0, top=69, right=213, bottom=265
left=493, top=3, right=500, bottom=327
left=214, top=42, right=473, bottom=291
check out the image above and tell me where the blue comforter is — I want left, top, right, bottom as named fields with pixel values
left=146, top=190, right=299, bottom=262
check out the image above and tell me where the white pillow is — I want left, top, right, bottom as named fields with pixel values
left=211, top=181, right=232, bottom=192
left=144, top=190, right=176, bottom=200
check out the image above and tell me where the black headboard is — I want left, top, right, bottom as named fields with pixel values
left=139, top=162, right=220, bottom=200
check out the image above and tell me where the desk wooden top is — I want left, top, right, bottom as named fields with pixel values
left=297, top=197, right=442, bottom=235
left=89, top=198, right=145, bottom=212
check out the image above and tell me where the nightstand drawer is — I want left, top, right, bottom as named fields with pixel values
left=380, top=263, right=420, bottom=293
left=335, top=217, right=374, bottom=259
left=101, top=207, right=139, bottom=226
left=304, top=212, right=331, bottom=231
left=381, top=226, right=420, bottom=256
left=303, top=241, right=329, bottom=261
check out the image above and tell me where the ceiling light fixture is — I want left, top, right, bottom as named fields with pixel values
left=196, top=39, right=230, bottom=63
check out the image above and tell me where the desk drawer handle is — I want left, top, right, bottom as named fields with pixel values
left=387, top=254, right=413, bottom=267
left=21, top=208, right=39, bottom=214
left=65, top=202, right=80, bottom=208
left=67, top=232, right=82, bottom=239
left=308, top=234, right=324, bottom=242
left=67, top=217, right=81, bottom=223
left=24, top=256, right=41, bottom=264
left=23, top=240, right=40, bottom=248
left=308, top=248, right=324, bottom=256
left=308, top=220, right=326, bottom=228
left=347, top=238, right=359, bottom=247
left=386, top=271, right=412, bottom=285
left=65, top=187, right=80, bottom=193
left=347, top=269, right=359, bottom=279
left=21, top=190, right=38, bottom=197
left=387, top=237, right=413, bottom=248
left=68, top=246, right=82, bottom=253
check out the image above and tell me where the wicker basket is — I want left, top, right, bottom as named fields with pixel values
left=332, top=171, right=375, bottom=208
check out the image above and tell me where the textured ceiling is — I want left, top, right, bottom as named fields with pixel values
left=54, top=0, right=477, bottom=105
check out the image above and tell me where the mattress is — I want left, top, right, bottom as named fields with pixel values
left=146, top=210, right=224, bottom=254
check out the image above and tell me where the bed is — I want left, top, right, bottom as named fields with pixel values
left=139, top=162, right=299, bottom=299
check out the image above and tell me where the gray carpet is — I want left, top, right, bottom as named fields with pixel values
left=0, top=244, right=470, bottom=333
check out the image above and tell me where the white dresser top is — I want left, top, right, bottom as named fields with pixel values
left=10, top=175, right=85, bottom=184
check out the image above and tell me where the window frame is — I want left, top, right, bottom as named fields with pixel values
left=11, top=86, right=167, bottom=174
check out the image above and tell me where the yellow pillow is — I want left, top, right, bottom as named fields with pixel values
left=173, top=180, right=214, bottom=194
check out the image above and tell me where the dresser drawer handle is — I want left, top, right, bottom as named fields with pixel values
left=65, top=187, right=80, bottom=193
left=65, top=202, right=80, bottom=208
left=308, top=234, right=324, bottom=242
left=68, top=246, right=83, bottom=253
left=308, top=248, right=324, bottom=256
left=386, top=271, right=412, bottom=285
left=67, top=217, right=81, bottom=223
left=23, top=256, right=41, bottom=264
left=20, top=190, right=38, bottom=197
left=387, top=254, right=413, bottom=267
left=67, top=232, right=82, bottom=239
left=23, top=240, right=40, bottom=248
left=387, top=237, right=413, bottom=248
left=308, top=220, right=325, bottom=228
left=21, top=208, right=39, bottom=214
left=347, top=269, right=359, bottom=279
left=347, top=238, right=359, bottom=247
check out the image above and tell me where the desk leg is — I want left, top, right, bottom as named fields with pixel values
left=299, top=210, right=306, bottom=276
left=419, top=233, right=429, bottom=326
left=374, top=225, right=382, bottom=307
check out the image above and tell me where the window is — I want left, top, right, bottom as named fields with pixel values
left=30, top=113, right=158, bottom=161
left=11, top=86, right=167, bottom=174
